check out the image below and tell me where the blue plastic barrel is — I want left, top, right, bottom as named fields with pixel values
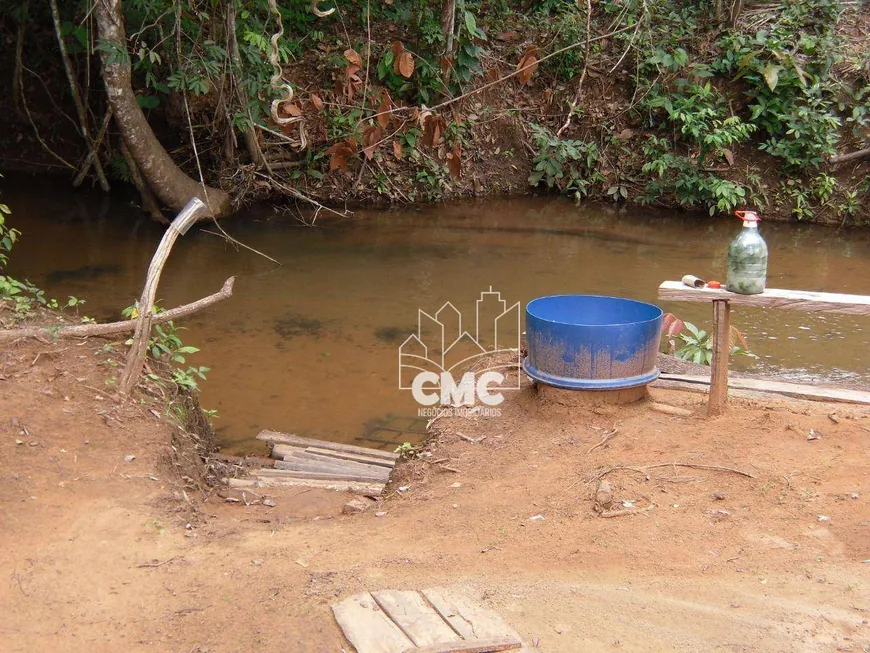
left=524, top=295, right=663, bottom=390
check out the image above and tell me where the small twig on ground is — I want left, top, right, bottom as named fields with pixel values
left=599, top=505, right=656, bottom=518
left=12, top=570, right=28, bottom=596
left=437, top=464, right=461, bottom=473
left=456, top=432, right=487, bottom=444
left=137, top=555, right=182, bottom=568
left=591, top=462, right=755, bottom=483
left=587, top=427, right=619, bottom=453
left=726, top=548, right=743, bottom=563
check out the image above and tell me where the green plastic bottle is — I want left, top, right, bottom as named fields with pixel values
left=726, top=210, right=768, bottom=295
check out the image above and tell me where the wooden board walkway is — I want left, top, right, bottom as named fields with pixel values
left=658, top=280, right=870, bottom=416
left=332, top=588, right=535, bottom=653
left=225, top=430, right=400, bottom=496
left=656, top=373, right=870, bottom=405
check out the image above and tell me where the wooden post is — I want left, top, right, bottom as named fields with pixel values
left=708, top=300, right=731, bottom=416
left=119, top=197, right=207, bottom=395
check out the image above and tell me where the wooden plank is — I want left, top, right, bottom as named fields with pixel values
left=659, top=374, right=870, bottom=405
left=260, top=467, right=389, bottom=483
left=257, top=430, right=401, bottom=460
left=404, top=637, right=522, bottom=653
left=371, top=590, right=459, bottom=647
left=658, top=280, right=870, bottom=315
left=332, top=593, right=414, bottom=653
left=249, top=476, right=385, bottom=495
left=708, top=299, right=731, bottom=417
left=274, top=459, right=391, bottom=482
left=289, top=451, right=394, bottom=476
left=307, top=447, right=396, bottom=469
left=422, top=589, right=523, bottom=642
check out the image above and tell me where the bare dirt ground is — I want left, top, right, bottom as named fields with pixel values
left=1, top=336, right=869, bottom=653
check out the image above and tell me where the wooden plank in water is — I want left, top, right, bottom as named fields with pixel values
left=371, top=590, right=459, bottom=647
left=405, top=638, right=522, bottom=653
left=659, top=374, right=870, bottom=405
left=422, top=589, right=523, bottom=643
left=658, top=280, right=870, bottom=315
left=258, top=430, right=400, bottom=460
left=306, top=446, right=396, bottom=469
left=332, top=593, right=414, bottom=653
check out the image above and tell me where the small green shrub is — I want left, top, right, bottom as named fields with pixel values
left=528, top=124, right=603, bottom=198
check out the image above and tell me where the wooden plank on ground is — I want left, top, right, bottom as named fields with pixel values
left=404, top=637, right=522, bottom=653
left=289, top=451, right=394, bottom=477
left=258, top=430, right=400, bottom=460
left=371, top=590, right=459, bottom=647
left=422, top=589, right=522, bottom=642
left=279, top=449, right=391, bottom=472
left=658, top=280, right=870, bottom=315
left=247, top=476, right=385, bottom=495
left=274, top=458, right=391, bottom=482
left=274, top=458, right=389, bottom=480
left=260, top=466, right=389, bottom=483
left=659, top=374, right=870, bottom=405
left=332, top=592, right=414, bottom=653
left=306, top=446, right=397, bottom=468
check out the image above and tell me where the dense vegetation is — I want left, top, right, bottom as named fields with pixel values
left=0, top=0, right=868, bottom=223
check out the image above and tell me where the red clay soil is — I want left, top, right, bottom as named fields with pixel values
left=1, top=335, right=869, bottom=652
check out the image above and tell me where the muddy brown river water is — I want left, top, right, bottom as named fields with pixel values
left=5, top=176, right=870, bottom=453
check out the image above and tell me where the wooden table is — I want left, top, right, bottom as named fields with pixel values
left=658, top=281, right=870, bottom=416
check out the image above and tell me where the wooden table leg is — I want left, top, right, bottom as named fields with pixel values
left=708, top=300, right=731, bottom=417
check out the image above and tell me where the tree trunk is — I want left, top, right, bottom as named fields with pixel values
left=94, top=0, right=231, bottom=218
left=441, top=0, right=457, bottom=87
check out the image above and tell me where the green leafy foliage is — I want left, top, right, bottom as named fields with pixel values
left=123, top=301, right=209, bottom=391
left=528, top=124, right=603, bottom=198
left=715, top=1, right=843, bottom=170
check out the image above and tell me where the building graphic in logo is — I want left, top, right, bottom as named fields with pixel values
left=399, top=289, right=521, bottom=411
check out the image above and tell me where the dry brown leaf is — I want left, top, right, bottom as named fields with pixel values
left=486, top=67, right=500, bottom=83
left=362, top=125, right=383, bottom=160
left=440, top=56, right=452, bottom=77
left=447, top=145, right=462, bottom=180
left=344, top=48, right=362, bottom=67
left=392, top=42, right=415, bottom=78
left=279, top=103, right=302, bottom=118
left=398, top=52, right=414, bottom=78
left=422, top=114, right=443, bottom=148
left=328, top=154, right=347, bottom=172
left=392, top=139, right=403, bottom=160
left=376, top=90, right=392, bottom=129
left=516, top=46, right=539, bottom=85
left=723, top=148, right=735, bottom=166
left=310, top=93, right=324, bottom=111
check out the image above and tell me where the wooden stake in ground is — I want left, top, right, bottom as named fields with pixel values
left=119, top=198, right=207, bottom=394
left=708, top=299, right=731, bottom=416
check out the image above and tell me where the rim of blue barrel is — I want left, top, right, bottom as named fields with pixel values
left=525, top=295, right=663, bottom=327
left=523, top=359, right=660, bottom=390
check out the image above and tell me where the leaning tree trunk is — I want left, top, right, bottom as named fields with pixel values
left=94, top=0, right=231, bottom=218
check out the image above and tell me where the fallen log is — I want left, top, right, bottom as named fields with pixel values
left=0, top=277, right=235, bottom=342
left=830, top=147, right=870, bottom=165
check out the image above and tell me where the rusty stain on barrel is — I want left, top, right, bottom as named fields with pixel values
left=523, top=295, right=663, bottom=390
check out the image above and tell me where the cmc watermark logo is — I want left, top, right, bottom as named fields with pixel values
left=398, top=288, right=521, bottom=417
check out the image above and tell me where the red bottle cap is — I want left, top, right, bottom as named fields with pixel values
left=734, top=210, right=760, bottom=222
